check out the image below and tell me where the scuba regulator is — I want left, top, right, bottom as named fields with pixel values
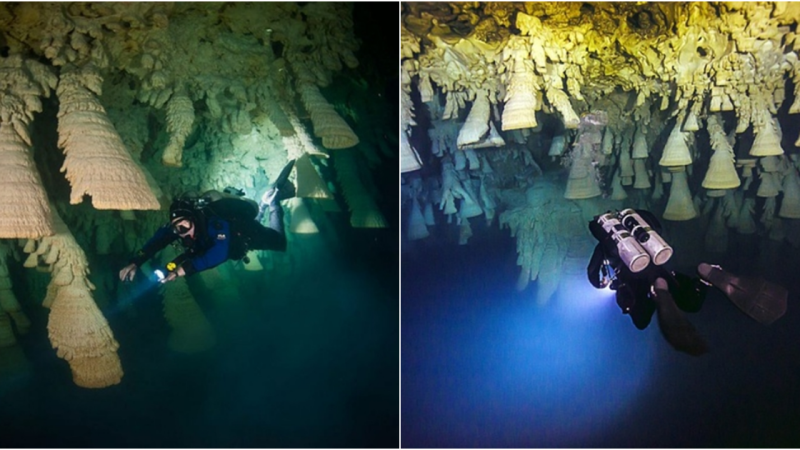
left=593, top=209, right=673, bottom=274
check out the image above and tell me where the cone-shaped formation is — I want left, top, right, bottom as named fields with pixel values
left=632, top=128, right=649, bottom=159
left=736, top=197, right=757, bottom=234
left=457, top=91, right=491, bottom=148
left=703, top=115, right=741, bottom=190
left=0, top=56, right=56, bottom=238
left=297, top=82, right=359, bottom=150
left=162, top=277, right=216, bottom=353
left=611, top=170, right=628, bottom=200
left=502, top=60, right=538, bottom=131
left=779, top=168, right=800, bottom=218
left=659, top=123, right=692, bottom=167
left=162, top=89, right=195, bottom=167
left=333, top=149, right=387, bottom=228
left=663, top=169, right=698, bottom=221
left=756, top=171, right=781, bottom=197
left=295, top=153, right=333, bottom=199
left=750, top=118, right=784, bottom=157
left=401, top=131, right=422, bottom=173
left=56, top=65, right=160, bottom=210
left=460, top=121, right=506, bottom=149
left=633, top=158, right=651, bottom=189
left=288, top=197, right=319, bottom=234
left=564, top=148, right=601, bottom=199
left=408, top=197, right=429, bottom=241
left=0, top=124, right=54, bottom=238
left=549, top=134, right=566, bottom=157
left=31, top=208, right=123, bottom=388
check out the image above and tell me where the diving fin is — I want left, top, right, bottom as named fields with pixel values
left=697, top=263, right=787, bottom=325
left=652, top=278, right=709, bottom=356
left=262, top=159, right=297, bottom=204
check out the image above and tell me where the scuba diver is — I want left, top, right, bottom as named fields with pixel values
left=119, top=160, right=296, bottom=284
left=587, top=208, right=788, bottom=356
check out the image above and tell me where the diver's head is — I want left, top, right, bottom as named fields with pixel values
left=171, top=217, right=195, bottom=239
left=169, top=199, right=197, bottom=238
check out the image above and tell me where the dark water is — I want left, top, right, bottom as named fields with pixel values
left=402, top=221, right=800, bottom=447
left=1, top=223, right=398, bottom=448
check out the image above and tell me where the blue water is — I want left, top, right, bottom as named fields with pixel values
left=402, top=227, right=800, bottom=447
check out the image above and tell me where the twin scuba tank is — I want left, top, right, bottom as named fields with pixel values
left=595, top=209, right=673, bottom=273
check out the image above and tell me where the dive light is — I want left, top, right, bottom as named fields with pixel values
left=154, top=269, right=165, bottom=282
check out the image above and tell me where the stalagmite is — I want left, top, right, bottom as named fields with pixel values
left=162, top=277, right=216, bottom=354
left=57, top=65, right=160, bottom=210
left=400, top=132, right=422, bottom=173
left=30, top=207, right=123, bottom=388
left=662, top=169, right=698, bottom=221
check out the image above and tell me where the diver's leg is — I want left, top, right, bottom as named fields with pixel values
left=652, top=278, right=709, bottom=356
left=697, top=263, right=788, bottom=325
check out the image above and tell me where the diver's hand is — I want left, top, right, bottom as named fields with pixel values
left=261, top=187, right=279, bottom=206
left=119, top=263, right=138, bottom=282
left=160, top=266, right=185, bottom=284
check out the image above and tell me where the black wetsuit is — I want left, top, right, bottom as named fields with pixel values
left=587, top=210, right=706, bottom=329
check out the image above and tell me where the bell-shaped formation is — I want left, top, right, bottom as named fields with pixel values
left=297, top=82, right=359, bottom=150
left=703, top=115, right=741, bottom=191
left=632, top=128, right=649, bottom=159
left=289, top=197, right=319, bottom=234
left=0, top=56, right=57, bottom=238
left=750, top=118, right=784, bottom=157
left=162, top=277, right=216, bottom=353
left=611, top=170, right=628, bottom=201
left=400, top=131, right=422, bottom=173
left=756, top=171, right=781, bottom=197
left=564, top=148, right=601, bottom=199
left=779, top=168, right=800, bottom=218
left=633, top=158, right=651, bottom=189
left=548, top=134, right=566, bottom=157
left=0, top=124, right=54, bottom=238
left=31, top=208, right=123, bottom=388
left=502, top=64, right=538, bottom=131
left=659, top=123, right=692, bottom=167
left=663, top=169, right=698, bottom=221
left=457, top=91, right=491, bottom=148
left=162, top=89, right=195, bottom=167
left=57, top=65, right=160, bottom=210
left=294, top=153, right=333, bottom=199
left=334, top=149, right=387, bottom=228
left=407, top=197, right=429, bottom=241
